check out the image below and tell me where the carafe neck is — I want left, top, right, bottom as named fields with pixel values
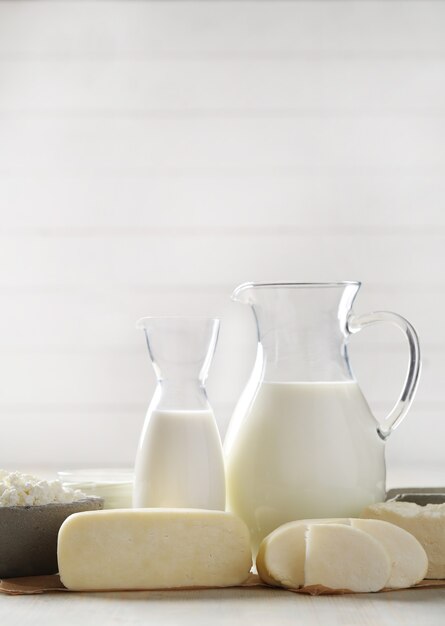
left=152, top=379, right=210, bottom=411
left=137, top=316, right=219, bottom=410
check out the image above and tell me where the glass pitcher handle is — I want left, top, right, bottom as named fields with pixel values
left=347, top=311, right=421, bottom=440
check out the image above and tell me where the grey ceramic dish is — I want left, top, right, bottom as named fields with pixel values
left=386, top=487, right=445, bottom=505
left=0, top=497, right=103, bottom=579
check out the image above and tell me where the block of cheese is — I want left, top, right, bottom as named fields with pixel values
left=350, top=519, right=428, bottom=588
left=256, top=518, right=349, bottom=589
left=305, top=524, right=391, bottom=592
left=362, top=501, right=445, bottom=579
left=58, top=508, right=252, bottom=590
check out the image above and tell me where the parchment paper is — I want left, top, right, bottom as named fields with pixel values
left=1, top=573, right=445, bottom=596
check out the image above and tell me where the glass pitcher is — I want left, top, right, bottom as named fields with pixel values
left=224, top=282, right=421, bottom=553
left=133, top=317, right=226, bottom=510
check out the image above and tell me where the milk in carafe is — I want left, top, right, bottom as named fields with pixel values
left=133, top=317, right=226, bottom=510
left=134, top=409, right=225, bottom=509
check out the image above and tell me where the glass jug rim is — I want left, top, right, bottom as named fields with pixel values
left=232, top=281, right=361, bottom=298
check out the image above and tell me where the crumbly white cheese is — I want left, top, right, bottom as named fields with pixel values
left=0, top=469, right=86, bottom=507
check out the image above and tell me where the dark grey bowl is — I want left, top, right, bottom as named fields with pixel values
left=0, top=497, right=103, bottom=579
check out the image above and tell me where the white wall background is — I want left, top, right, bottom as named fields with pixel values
left=0, top=1, right=444, bottom=483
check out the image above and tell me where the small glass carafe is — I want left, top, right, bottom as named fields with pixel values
left=224, top=282, right=421, bottom=553
left=133, top=317, right=225, bottom=510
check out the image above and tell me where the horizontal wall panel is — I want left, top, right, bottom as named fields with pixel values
left=1, top=174, right=445, bottom=231
left=0, top=234, right=441, bottom=288
left=0, top=2, right=444, bottom=58
left=382, top=408, right=443, bottom=467
left=0, top=287, right=437, bottom=351
left=387, top=464, right=445, bottom=489
left=0, top=294, right=436, bottom=413
left=0, top=346, right=437, bottom=407
left=0, top=117, right=444, bottom=172
left=0, top=405, right=439, bottom=468
left=0, top=404, right=439, bottom=469
left=0, top=353, right=152, bottom=406
left=0, top=409, right=143, bottom=467
left=0, top=352, right=248, bottom=407
left=0, top=291, right=233, bottom=350
left=1, top=58, right=444, bottom=113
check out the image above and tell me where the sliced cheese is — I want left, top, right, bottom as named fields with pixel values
left=305, top=523, right=391, bottom=592
left=58, top=508, right=252, bottom=591
left=350, top=518, right=428, bottom=588
left=256, top=518, right=349, bottom=589
left=256, top=521, right=306, bottom=588
left=362, top=501, right=445, bottom=579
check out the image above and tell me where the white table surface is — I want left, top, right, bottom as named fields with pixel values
left=1, top=586, right=444, bottom=626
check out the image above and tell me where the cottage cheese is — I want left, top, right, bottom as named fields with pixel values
left=0, top=470, right=86, bottom=507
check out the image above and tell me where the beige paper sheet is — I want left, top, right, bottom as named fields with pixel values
left=1, top=573, right=445, bottom=596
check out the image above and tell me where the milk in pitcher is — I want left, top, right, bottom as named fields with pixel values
left=224, top=282, right=420, bottom=554
left=225, top=381, right=386, bottom=552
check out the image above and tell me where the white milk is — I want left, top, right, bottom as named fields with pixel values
left=134, top=409, right=226, bottom=510
left=225, top=381, right=386, bottom=553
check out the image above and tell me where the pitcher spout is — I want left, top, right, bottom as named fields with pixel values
left=231, top=282, right=257, bottom=305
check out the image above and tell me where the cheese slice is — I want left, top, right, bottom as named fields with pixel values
left=58, top=508, right=252, bottom=590
left=256, top=521, right=307, bottom=588
left=256, top=518, right=349, bottom=588
left=362, top=501, right=445, bottom=579
left=350, top=518, right=428, bottom=588
left=305, top=523, right=391, bottom=592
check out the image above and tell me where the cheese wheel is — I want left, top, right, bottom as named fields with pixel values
left=58, top=508, right=252, bottom=590
left=305, top=524, right=391, bottom=592
left=257, top=515, right=429, bottom=592
left=350, top=518, right=428, bottom=588
left=362, top=501, right=444, bottom=579
left=256, top=521, right=306, bottom=588
left=256, top=518, right=349, bottom=588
